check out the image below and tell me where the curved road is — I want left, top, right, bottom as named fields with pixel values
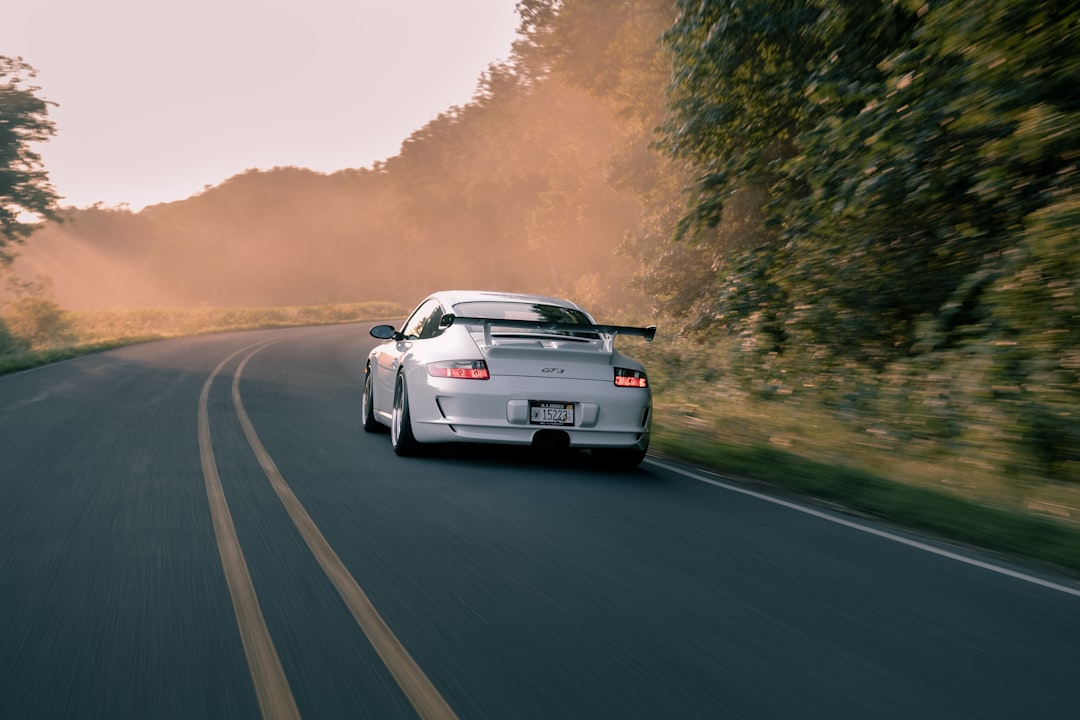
left=1, top=324, right=1077, bottom=719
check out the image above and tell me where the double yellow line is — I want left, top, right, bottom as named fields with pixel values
left=198, top=339, right=458, bottom=720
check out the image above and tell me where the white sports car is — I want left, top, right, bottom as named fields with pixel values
left=362, top=290, right=656, bottom=466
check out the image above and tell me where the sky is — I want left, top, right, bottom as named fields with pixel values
left=3, top=0, right=522, bottom=211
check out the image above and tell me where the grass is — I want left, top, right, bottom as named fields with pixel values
left=64, top=301, right=407, bottom=343
left=652, top=422, right=1080, bottom=574
left=647, top=384, right=1080, bottom=575
left=0, top=301, right=407, bottom=375
left=4, top=301, right=1079, bottom=576
left=0, top=339, right=159, bottom=375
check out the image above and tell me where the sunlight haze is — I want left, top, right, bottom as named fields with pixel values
left=3, top=0, right=521, bottom=210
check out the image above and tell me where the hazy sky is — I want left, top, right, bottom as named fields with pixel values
left=3, top=0, right=521, bottom=211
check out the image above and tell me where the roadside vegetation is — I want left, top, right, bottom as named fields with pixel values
left=0, top=294, right=406, bottom=375
left=637, top=336, right=1080, bottom=574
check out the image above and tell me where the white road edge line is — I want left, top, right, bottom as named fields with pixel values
left=646, top=457, right=1080, bottom=599
left=232, top=345, right=460, bottom=720
left=199, top=341, right=302, bottom=720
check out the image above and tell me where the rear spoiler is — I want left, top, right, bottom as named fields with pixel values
left=440, top=314, right=656, bottom=343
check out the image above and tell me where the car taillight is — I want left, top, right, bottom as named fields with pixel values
left=614, top=367, right=647, bottom=388
left=428, top=360, right=490, bottom=380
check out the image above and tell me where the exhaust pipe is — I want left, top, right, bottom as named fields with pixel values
left=531, top=429, right=570, bottom=450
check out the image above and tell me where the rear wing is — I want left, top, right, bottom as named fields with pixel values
left=440, top=314, right=656, bottom=348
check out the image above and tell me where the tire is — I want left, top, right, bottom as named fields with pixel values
left=391, top=373, right=424, bottom=456
left=361, top=368, right=383, bottom=433
left=592, top=445, right=648, bottom=468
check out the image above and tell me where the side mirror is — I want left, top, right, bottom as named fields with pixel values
left=369, top=324, right=398, bottom=340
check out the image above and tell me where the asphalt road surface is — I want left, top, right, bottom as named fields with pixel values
left=1, top=324, right=1078, bottom=719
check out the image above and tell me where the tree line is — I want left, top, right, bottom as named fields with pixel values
left=2, top=52, right=642, bottom=311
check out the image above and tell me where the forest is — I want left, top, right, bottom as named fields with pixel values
left=3, top=2, right=1078, bottom=510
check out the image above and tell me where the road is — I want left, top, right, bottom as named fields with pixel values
left=1, top=324, right=1078, bottom=719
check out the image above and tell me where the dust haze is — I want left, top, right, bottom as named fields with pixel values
left=11, top=77, right=643, bottom=314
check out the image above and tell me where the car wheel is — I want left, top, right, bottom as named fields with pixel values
left=391, top=373, right=424, bottom=456
left=361, top=368, right=383, bottom=433
left=592, top=445, right=648, bottom=468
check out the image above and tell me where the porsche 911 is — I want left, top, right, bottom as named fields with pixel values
left=362, top=290, right=656, bottom=466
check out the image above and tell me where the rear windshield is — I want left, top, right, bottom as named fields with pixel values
left=452, top=302, right=593, bottom=325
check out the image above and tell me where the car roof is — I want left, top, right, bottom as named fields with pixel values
left=429, top=290, right=585, bottom=311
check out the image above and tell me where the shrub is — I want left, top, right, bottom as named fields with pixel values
left=1, top=276, right=73, bottom=350
left=0, top=317, right=27, bottom=355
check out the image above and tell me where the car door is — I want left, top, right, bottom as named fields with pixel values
left=374, top=298, right=441, bottom=410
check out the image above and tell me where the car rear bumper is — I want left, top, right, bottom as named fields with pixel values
left=408, top=374, right=651, bottom=449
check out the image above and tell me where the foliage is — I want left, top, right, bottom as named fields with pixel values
left=659, top=0, right=1077, bottom=358
left=646, top=0, right=1080, bottom=485
left=0, top=316, right=21, bottom=354
left=1, top=274, right=71, bottom=349
left=0, top=57, right=61, bottom=262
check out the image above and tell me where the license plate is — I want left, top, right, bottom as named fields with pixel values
left=529, top=401, right=574, bottom=426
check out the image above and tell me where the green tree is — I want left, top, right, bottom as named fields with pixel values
left=0, top=56, right=61, bottom=263
left=654, top=0, right=920, bottom=353
left=656, top=0, right=1078, bottom=373
left=653, top=0, right=1080, bottom=480
left=779, top=0, right=1076, bottom=370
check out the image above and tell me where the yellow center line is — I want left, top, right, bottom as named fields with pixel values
left=232, top=344, right=460, bottom=720
left=199, top=342, right=301, bottom=720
